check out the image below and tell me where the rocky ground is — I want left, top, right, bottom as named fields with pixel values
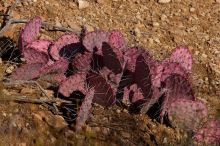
left=0, top=0, right=219, bottom=145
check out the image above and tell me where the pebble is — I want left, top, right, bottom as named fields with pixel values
left=55, top=17, right=62, bottom=27
left=20, top=87, right=35, bottom=94
left=43, top=90, right=54, bottom=97
left=154, top=37, right=160, bottom=43
left=84, top=24, right=94, bottom=32
left=96, top=0, right=105, bottom=4
left=216, top=0, right=220, bottom=3
left=5, top=65, right=15, bottom=74
left=134, top=27, right=141, bottom=37
left=0, top=58, right=2, bottom=64
left=201, top=53, right=207, bottom=58
left=153, top=22, right=160, bottom=27
left=161, top=14, right=167, bottom=21
left=116, top=109, right=121, bottom=113
left=67, top=21, right=81, bottom=30
left=195, top=51, right=199, bottom=56
left=158, top=0, right=171, bottom=4
left=149, top=38, right=154, bottom=45
left=20, top=58, right=26, bottom=62
left=190, top=7, right=195, bottom=12
left=78, top=0, right=90, bottom=9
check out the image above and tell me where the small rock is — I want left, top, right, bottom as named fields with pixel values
left=84, top=24, right=94, bottom=32
left=43, top=90, right=54, bottom=97
left=20, top=58, right=26, bottom=62
left=161, top=14, right=167, bottom=21
left=96, top=0, right=105, bottom=4
left=5, top=65, right=15, bottom=74
left=158, top=0, right=171, bottom=4
left=67, top=21, right=81, bottom=31
left=216, top=0, right=220, bottom=3
left=0, top=58, right=2, bottom=64
left=123, top=109, right=128, bottom=113
left=154, top=37, right=160, bottom=43
left=163, top=137, right=168, bottom=144
left=20, top=87, right=35, bottom=94
left=195, top=51, right=199, bottom=56
left=2, top=112, right=6, bottom=117
left=153, top=22, right=160, bottom=27
left=148, top=38, right=154, bottom=45
left=190, top=7, right=195, bottom=12
left=134, top=27, right=141, bottom=37
left=78, top=0, right=90, bottom=9
left=102, top=128, right=110, bottom=135
left=55, top=17, right=62, bottom=27
left=116, top=109, right=121, bottom=113
left=201, top=53, right=207, bottom=58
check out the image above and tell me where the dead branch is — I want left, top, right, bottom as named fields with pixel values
left=0, top=95, right=71, bottom=105
left=0, top=18, right=81, bottom=37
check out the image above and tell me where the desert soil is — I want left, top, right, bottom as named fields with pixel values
left=0, top=0, right=219, bottom=146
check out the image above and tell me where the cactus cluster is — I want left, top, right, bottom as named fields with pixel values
left=10, top=16, right=219, bottom=144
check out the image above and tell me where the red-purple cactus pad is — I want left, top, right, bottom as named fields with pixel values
left=10, top=63, right=44, bottom=80
left=102, top=42, right=123, bottom=74
left=99, top=67, right=123, bottom=86
left=109, top=30, right=126, bottom=52
left=152, top=61, right=188, bottom=88
left=76, top=88, right=95, bottom=131
left=20, top=16, right=42, bottom=51
left=59, top=72, right=87, bottom=97
left=83, top=30, right=109, bottom=55
left=23, top=40, right=51, bottom=64
left=38, top=59, right=68, bottom=83
left=26, top=40, right=51, bottom=54
left=140, top=88, right=164, bottom=114
left=169, top=46, right=192, bottom=73
left=193, top=118, right=220, bottom=145
left=39, top=58, right=68, bottom=75
left=163, top=74, right=195, bottom=101
left=124, top=84, right=144, bottom=103
left=50, top=33, right=80, bottom=60
left=72, top=52, right=92, bottom=71
left=124, top=47, right=145, bottom=72
left=150, top=61, right=164, bottom=88
left=160, top=74, right=195, bottom=121
left=167, top=99, right=208, bottom=131
left=87, top=72, right=116, bottom=107
left=134, top=54, right=152, bottom=98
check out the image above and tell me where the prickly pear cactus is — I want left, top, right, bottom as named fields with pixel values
left=23, top=40, right=51, bottom=64
left=76, top=88, right=95, bottom=131
left=87, top=72, right=116, bottom=107
left=167, top=99, right=208, bottom=131
left=10, top=16, right=210, bottom=134
left=169, top=46, right=192, bottom=73
left=19, top=16, right=42, bottom=51
left=193, top=118, right=220, bottom=145
left=59, top=72, right=87, bottom=97
left=83, top=30, right=109, bottom=55
left=108, top=30, right=126, bottom=52
left=160, top=74, right=195, bottom=122
left=50, top=34, right=80, bottom=60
